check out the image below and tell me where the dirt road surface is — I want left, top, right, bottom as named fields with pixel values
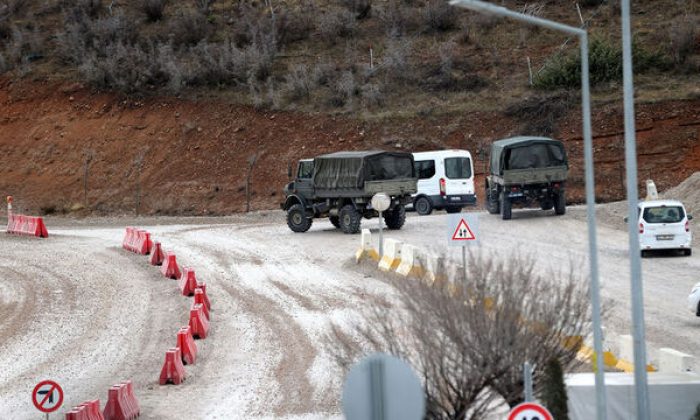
left=1, top=207, right=698, bottom=418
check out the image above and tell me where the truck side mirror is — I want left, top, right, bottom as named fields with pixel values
left=623, top=216, right=629, bottom=223
left=287, top=162, right=293, bottom=179
left=688, top=214, right=693, bottom=220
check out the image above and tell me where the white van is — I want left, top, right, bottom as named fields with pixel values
left=626, top=199, right=693, bottom=257
left=411, top=150, right=476, bottom=215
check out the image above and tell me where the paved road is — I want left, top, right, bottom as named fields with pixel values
left=0, top=208, right=697, bottom=418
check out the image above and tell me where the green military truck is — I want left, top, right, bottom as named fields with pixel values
left=485, top=136, right=568, bottom=220
left=281, top=151, right=418, bottom=234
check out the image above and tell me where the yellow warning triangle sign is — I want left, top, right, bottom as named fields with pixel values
left=452, top=218, right=476, bottom=241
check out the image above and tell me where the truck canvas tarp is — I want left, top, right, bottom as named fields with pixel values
left=490, top=137, right=567, bottom=175
left=313, top=151, right=415, bottom=191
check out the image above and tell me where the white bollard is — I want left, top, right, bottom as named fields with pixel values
left=658, top=348, right=695, bottom=373
left=618, top=334, right=635, bottom=362
left=378, top=239, right=402, bottom=271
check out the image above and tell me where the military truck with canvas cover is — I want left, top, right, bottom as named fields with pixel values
left=485, top=137, right=568, bottom=220
left=281, top=151, right=418, bottom=233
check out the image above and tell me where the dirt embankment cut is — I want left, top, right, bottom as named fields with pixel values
left=1, top=79, right=699, bottom=216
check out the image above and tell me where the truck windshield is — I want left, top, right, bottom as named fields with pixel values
left=505, top=143, right=565, bottom=170
left=642, top=206, right=685, bottom=224
left=298, top=161, right=314, bottom=179
left=445, top=157, right=471, bottom=179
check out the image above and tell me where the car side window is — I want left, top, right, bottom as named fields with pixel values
left=414, top=160, right=436, bottom=179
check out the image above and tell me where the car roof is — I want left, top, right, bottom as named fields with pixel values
left=639, top=199, right=686, bottom=208
left=413, top=149, right=472, bottom=159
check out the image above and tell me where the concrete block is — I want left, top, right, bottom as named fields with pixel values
left=658, top=348, right=695, bottom=373
left=378, top=239, right=402, bottom=271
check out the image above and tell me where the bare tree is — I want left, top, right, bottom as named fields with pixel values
left=327, top=252, right=594, bottom=418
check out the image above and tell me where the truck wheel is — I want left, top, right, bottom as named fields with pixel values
left=414, top=197, right=433, bottom=216
left=500, top=192, right=512, bottom=220
left=384, top=205, right=406, bottom=230
left=339, top=204, right=362, bottom=234
left=555, top=190, right=566, bottom=215
left=329, top=216, right=340, bottom=229
left=287, top=204, right=312, bottom=233
left=540, top=200, right=554, bottom=211
left=486, top=187, right=500, bottom=214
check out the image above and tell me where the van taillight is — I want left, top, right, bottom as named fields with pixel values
left=686, top=221, right=690, bottom=232
left=439, top=178, right=446, bottom=196
left=639, top=223, right=644, bottom=234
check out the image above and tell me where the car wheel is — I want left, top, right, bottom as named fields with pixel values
left=329, top=215, right=340, bottom=229
left=384, top=205, right=406, bottom=230
left=287, top=204, right=312, bottom=233
left=555, top=190, right=566, bottom=215
left=339, top=204, right=362, bottom=234
left=500, top=192, right=512, bottom=220
left=414, top=197, right=433, bottom=216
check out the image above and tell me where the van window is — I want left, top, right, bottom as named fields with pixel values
left=445, top=157, right=472, bottom=179
left=414, top=160, right=436, bottom=179
left=642, top=206, right=685, bottom=224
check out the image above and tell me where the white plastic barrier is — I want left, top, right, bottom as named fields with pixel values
left=378, top=239, right=402, bottom=272
left=355, top=229, right=379, bottom=262
left=659, top=348, right=695, bottom=373
left=396, top=244, right=423, bottom=277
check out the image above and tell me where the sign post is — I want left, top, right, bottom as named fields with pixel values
left=372, top=193, right=391, bottom=259
left=32, top=380, right=64, bottom=419
left=447, top=213, right=479, bottom=284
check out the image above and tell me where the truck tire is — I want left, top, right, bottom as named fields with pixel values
left=384, top=205, right=406, bottom=230
left=339, top=204, right=362, bottom=234
left=555, top=190, right=566, bottom=215
left=540, top=200, right=553, bottom=211
left=486, top=187, right=500, bottom=214
left=329, top=216, right=340, bottom=228
left=500, top=192, right=512, bottom=220
left=287, top=204, right=312, bottom=232
left=414, top=196, right=433, bottom=216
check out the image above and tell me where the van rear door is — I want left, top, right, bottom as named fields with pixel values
left=443, top=156, right=474, bottom=197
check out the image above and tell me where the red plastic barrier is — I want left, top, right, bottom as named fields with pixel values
left=149, top=242, right=164, bottom=266
left=177, top=326, right=198, bottom=365
left=178, top=267, right=198, bottom=297
left=103, top=385, right=129, bottom=420
left=129, top=230, right=142, bottom=252
left=189, top=303, right=210, bottom=339
left=134, top=231, right=151, bottom=255
left=122, top=227, right=134, bottom=250
left=196, top=283, right=211, bottom=313
left=161, top=252, right=181, bottom=279
left=65, top=405, right=86, bottom=420
left=6, top=214, right=48, bottom=237
left=81, top=400, right=105, bottom=420
left=159, top=348, right=186, bottom=385
left=121, top=381, right=139, bottom=418
left=194, top=288, right=210, bottom=320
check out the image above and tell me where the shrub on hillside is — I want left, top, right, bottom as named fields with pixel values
left=78, top=0, right=102, bottom=19
left=280, top=64, right=312, bottom=103
left=376, top=0, right=420, bottom=37
left=339, top=0, right=371, bottom=20
left=381, top=37, right=413, bottom=83
left=505, top=93, right=574, bottom=136
left=578, top=0, right=605, bottom=6
left=423, top=0, right=458, bottom=32
left=168, top=10, right=210, bottom=46
left=534, top=38, right=669, bottom=89
left=317, top=9, right=357, bottom=44
left=275, top=6, right=315, bottom=47
left=194, top=0, right=216, bottom=15
left=142, top=0, right=167, bottom=23
left=669, top=15, right=697, bottom=65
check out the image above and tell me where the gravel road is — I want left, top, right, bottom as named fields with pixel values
left=0, top=207, right=698, bottom=418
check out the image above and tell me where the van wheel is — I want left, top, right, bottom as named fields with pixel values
left=414, top=197, right=433, bottom=216
left=329, top=216, right=340, bottom=228
left=555, top=190, right=566, bottom=215
left=384, top=205, right=406, bottom=230
left=287, top=204, right=312, bottom=233
left=486, top=187, right=500, bottom=214
left=501, top=193, right=512, bottom=220
left=339, top=205, right=362, bottom=234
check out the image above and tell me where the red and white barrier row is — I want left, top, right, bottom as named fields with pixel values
left=65, top=380, right=139, bottom=420
left=120, top=227, right=213, bottom=388
left=6, top=214, right=49, bottom=238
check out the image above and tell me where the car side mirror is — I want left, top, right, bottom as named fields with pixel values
left=623, top=216, right=629, bottom=223
left=688, top=214, right=693, bottom=221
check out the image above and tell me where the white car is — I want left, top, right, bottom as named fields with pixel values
left=689, top=283, right=700, bottom=316
left=626, top=199, right=693, bottom=257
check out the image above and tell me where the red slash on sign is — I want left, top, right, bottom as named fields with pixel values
left=32, top=380, right=64, bottom=414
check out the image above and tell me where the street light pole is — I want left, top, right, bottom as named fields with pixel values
left=448, top=2, right=607, bottom=419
